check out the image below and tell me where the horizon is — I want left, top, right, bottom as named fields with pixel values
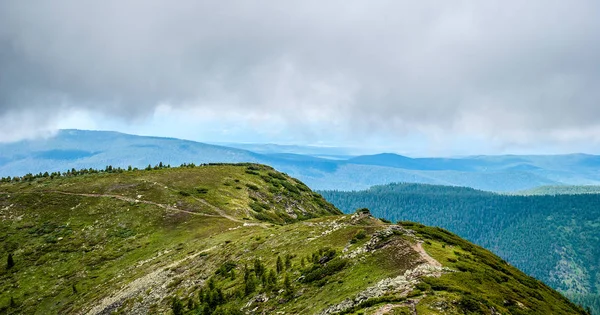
left=2, top=1, right=600, bottom=156
left=5, top=128, right=600, bottom=159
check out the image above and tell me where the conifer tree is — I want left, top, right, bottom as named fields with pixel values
left=276, top=255, right=284, bottom=273
left=7, top=253, right=14, bottom=270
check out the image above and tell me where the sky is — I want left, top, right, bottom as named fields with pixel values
left=1, top=1, right=599, bottom=156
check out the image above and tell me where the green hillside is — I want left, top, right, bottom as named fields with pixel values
left=321, top=183, right=600, bottom=314
left=0, top=165, right=588, bottom=314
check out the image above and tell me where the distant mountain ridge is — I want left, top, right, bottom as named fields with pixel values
left=2, top=129, right=600, bottom=192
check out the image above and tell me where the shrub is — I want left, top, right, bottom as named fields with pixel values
left=171, top=297, right=184, bottom=315
left=302, top=258, right=348, bottom=283
left=215, top=261, right=237, bottom=276
left=379, top=217, right=392, bottom=223
left=355, top=208, right=371, bottom=215
left=350, top=230, right=367, bottom=243
left=268, top=171, right=287, bottom=180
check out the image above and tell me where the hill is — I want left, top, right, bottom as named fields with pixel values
left=0, top=165, right=588, bottom=314
left=4, top=130, right=600, bottom=192
left=512, top=185, right=600, bottom=195
left=320, top=183, right=600, bottom=314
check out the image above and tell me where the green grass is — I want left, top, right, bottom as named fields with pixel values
left=0, top=164, right=589, bottom=314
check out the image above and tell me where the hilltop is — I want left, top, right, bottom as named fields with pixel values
left=0, top=164, right=589, bottom=314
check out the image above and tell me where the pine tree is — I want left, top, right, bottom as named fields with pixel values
left=245, top=273, right=256, bottom=296
left=276, top=255, right=284, bottom=273
left=254, top=258, right=265, bottom=277
left=285, top=254, right=292, bottom=269
left=284, top=274, right=294, bottom=297
left=7, top=253, right=14, bottom=269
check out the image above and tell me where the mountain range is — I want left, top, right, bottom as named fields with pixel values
left=2, top=129, right=600, bottom=192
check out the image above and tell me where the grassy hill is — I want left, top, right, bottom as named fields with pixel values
left=321, top=183, right=600, bottom=314
left=0, top=165, right=589, bottom=314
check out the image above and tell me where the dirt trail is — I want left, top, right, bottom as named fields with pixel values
left=412, top=241, right=442, bottom=267
left=146, top=180, right=269, bottom=228
left=50, top=191, right=226, bottom=219
left=190, top=195, right=269, bottom=228
left=85, top=246, right=216, bottom=315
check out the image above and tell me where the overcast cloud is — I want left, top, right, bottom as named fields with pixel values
left=1, top=1, right=599, bottom=153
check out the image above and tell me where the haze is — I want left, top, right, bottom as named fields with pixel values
left=1, top=1, right=599, bottom=156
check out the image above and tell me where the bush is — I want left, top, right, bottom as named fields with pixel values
left=279, top=181, right=300, bottom=194
left=171, top=297, right=184, bottom=315
left=268, top=172, right=287, bottom=180
left=379, top=217, right=392, bottom=223
left=355, top=208, right=371, bottom=215
left=350, top=230, right=367, bottom=243
left=215, top=261, right=237, bottom=276
left=302, top=258, right=348, bottom=283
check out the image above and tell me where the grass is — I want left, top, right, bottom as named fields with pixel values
left=0, top=164, right=589, bottom=314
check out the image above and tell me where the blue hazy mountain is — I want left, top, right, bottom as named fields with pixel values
left=2, top=129, right=600, bottom=191
left=212, top=142, right=359, bottom=159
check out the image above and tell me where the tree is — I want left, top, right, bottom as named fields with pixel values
left=254, top=258, right=265, bottom=277
left=171, top=297, right=184, bottom=315
left=245, top=273, right=256, bottom=296
left=7, top=253, right=14, bottom=270
left=267, top=269, right=277, bottom=290
left=276, top=256, right=284, bottom=273
left=187, top=297, right=195, bottom=310
left=284, top=274, right=294, bottom=297
left=285, top=254, right=292, bottom=269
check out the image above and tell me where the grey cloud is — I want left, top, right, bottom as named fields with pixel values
left=1, top=0, right=599, bottom=144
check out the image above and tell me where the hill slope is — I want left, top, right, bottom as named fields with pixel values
left=321, top=183, right=600, bottom=314
left=0, top=165, right=588, bottom=314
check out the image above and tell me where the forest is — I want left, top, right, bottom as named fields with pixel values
left=321, top=183, right=600, bottom=314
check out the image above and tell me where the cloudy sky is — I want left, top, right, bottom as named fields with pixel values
left=1, top=1, right=599, bottom=156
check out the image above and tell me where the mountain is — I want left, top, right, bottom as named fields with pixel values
left=320, top=183, right=600, bottom=314
left=212, top=142, right=358, bottom=159
left=512, top=185, right=600, bottom=195
left=0, top=130, right=263, bottom=177
left=3, top=129, right=600, bottom=192
left=0, top=164, right=588, bottom=314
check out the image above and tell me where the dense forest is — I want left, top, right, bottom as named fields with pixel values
left=321, top=183, right=600, bottom=314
